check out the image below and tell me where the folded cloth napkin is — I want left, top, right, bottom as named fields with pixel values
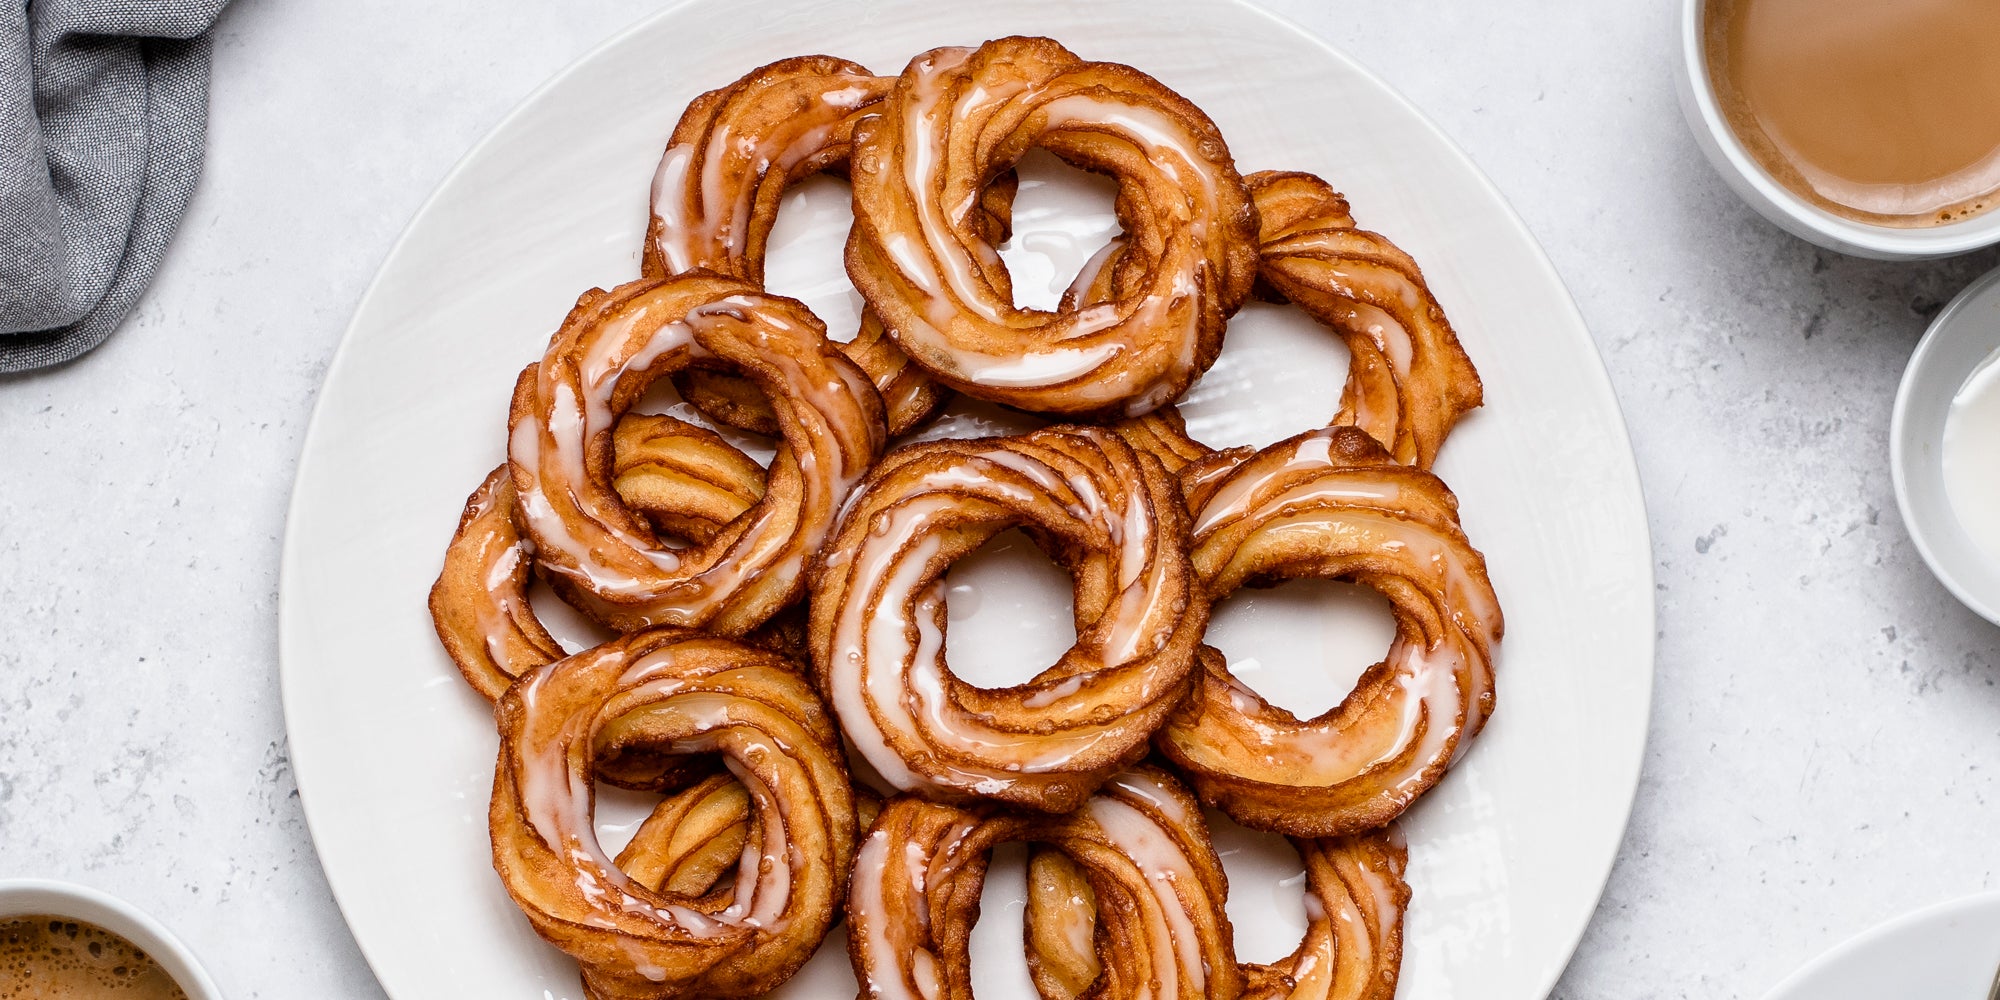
left=1, top=0, right=232, bottom=372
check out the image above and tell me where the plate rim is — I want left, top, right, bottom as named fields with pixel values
left=276, top=1, right=1658, bottom=996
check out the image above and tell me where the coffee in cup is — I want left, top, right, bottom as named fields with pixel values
left=0, top=915, right=188, bottom=999
left=1704, top=0, right=2000, bottom=227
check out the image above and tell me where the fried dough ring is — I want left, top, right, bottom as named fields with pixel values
left=642, top=55, right=890, bottom=283
left=847, top=36, right=1260, bottom=417
left=491, top=628, right=856, bottom=1000
left=1247, top=171, right=1481, bottom=469
left=432, top=415, right=768, bottom=701
left=847, top=766, right=1241, bottom=1000
left=427, top=422, right=797, bottom=793
left=1025, top=824, right=1409, bottom=1000
left=1115, top=174, right=1481, bottom=471
left=430, top=465, right=567, bottom=702
left=1155, top=426, right=1502, bottom=837
left=640, top=55, right=956, bottom=437
left=508, top=273, right=886, bottom=633
left=808, top=425, right=1205, bottom=812
left=1239, top=830, right=1408, bottom=1000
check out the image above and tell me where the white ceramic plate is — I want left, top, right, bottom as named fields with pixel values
left=1759, top=892, right=2000, bottom=1000
left=278, top=2, right=1655, bottom=998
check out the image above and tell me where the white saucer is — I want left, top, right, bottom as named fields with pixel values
left=1761, top=891, right=2000, bottom=1000
left=1891, top=264, right=2000, bottom=625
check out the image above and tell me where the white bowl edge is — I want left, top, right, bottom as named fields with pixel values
left=1891, top=264, right=2000, bottom=625
left=1757, top=889, right=2000, bottom=1000
left=0, top=878, right=225, bottom=1000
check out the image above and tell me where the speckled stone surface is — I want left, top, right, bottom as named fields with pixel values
left=1, top=2, right=1996, bottom=998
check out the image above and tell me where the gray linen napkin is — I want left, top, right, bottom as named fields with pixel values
left=1, top=0, right=232, bottom=373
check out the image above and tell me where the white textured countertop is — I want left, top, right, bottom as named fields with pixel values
left=2, top=2, right=1996, bottom=998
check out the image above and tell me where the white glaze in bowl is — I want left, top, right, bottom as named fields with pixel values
left=1892, top=265, right=2000, bottom=625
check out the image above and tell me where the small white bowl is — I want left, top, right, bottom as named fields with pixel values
left=1892, top=264, right=2000, bottom=626
left=1757, top=890, right=2000, bottom=1000
left=1674, top=0, right=2000, bottom=260
left=0, top=879, right=223, bottom=999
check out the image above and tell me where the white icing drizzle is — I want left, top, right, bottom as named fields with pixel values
left=849, top=817, right=986, bottom=1000
left=858, top=44, right=1239, bottom=408
left=511, top=301, right=697, bottom=598
left=1065, top=236, right=1127, bottom=305
left=1182, top=434, right=1502, bottom=800
left=1036, top=95, right=1222, bottom=241
left=511, top=660, right=731, bottom=938
left=509, top=287, right=880, bottom=625
left=503, top=641, right=839, bottom=972
left=649, top=145, right=698, bottom=273
left=947, top=340, right=1124, bottom=387
left=1085, top=773, right=1213, bottom=999
left=825, top=437, right=1176, bottom=797
left=849, top=777, right=1216, bottom=1000
left=449, top=471, right=552, bottom=680
left=1190, top=433, right=1402, bottom=537
left=846, top=829, right=901, bottom=993
left=648, top=67, right=883, bottom=279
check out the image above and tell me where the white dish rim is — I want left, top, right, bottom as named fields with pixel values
left=274, top=2, right=1661, bottom=997
left=1890, top=264, right=2000, bottom=625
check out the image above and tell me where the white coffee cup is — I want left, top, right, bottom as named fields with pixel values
left=0, top=879, right=223, bottom=999
left=1673, top=0, right=2000, bottom=260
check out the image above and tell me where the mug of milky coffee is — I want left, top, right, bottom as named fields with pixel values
left=0, top=880, right=221, bottom=999
left=1676, top=0, right=2000, bottom=258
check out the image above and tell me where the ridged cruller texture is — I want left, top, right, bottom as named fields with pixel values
left=1247, top=170, right=1483, bottom=470
left=1156, top=426, right=1504, bottom=837
left=430, top=414, right=769, bottom=703
left=846, top=766, right=1240, bottom=1000
left=490, top=628, right=856, bottom=1000
left=506, top=272, right=887, bottom=633
left=808, top=424, right=1205, bottom=812
left=1114, top=171, right=1483, bottom=475
left=1024, top=822, right=1411, bottom=1000
left=641, top=54, right=962, bottom=436
left=847, top=35, right=1260, bottom=418
left=1237, top=830, right=1410, bottom=1000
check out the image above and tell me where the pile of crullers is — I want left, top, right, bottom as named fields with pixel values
left=428, top=35, right=1502, bottom=1000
